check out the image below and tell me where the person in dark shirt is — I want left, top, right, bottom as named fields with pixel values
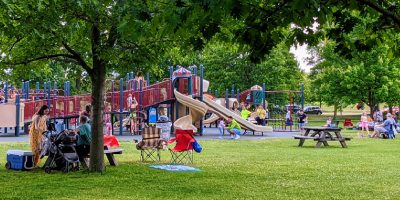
left=297, top=110, right=307, bottom=134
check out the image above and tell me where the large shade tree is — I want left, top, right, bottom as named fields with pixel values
left=0, top=0, right=191, bottom=172
left=310, top=5, right=400, bottom=116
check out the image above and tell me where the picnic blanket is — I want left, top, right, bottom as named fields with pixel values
left=149, top=165, right=201, bottom=172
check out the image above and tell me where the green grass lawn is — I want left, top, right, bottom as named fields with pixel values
left=1, top=138, right=400, bottom=200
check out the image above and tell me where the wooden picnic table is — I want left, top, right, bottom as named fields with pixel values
left=294, top=127, right=351, bottom=148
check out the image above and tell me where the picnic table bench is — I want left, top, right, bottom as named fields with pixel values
left=83, top=147, right=123, bottom=167
left=83, top=135, right=123, bottom=167
left=294, top=127, right=352, bottom=148
left=104, top=147, right=123, bottom=166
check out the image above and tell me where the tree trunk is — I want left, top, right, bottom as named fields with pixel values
left=367, top=89, right=376, bottom=117
left=333, top=104, right=337, bottom=120
left=89, top=20, right=105, bottom=172
left=89, top=66, right=105, bottom=172
left=369, top=104, right=374, bottom=118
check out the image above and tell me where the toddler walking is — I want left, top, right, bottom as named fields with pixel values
left=218, top=118, right=225, bottom=139
left=360, top=112, right=370, bottom=138
left=103, top=105, right=112, bottom=135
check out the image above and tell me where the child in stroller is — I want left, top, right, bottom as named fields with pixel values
left=41, top=123, right=80, bottom=173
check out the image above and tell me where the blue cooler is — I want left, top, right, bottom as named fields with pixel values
left=6, top=150, right=34, bottom=170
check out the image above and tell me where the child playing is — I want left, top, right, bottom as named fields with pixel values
left=359, top=112, right=370, bottom=138
left=217, top=118, right=225, bottom=139
left=224, top=116, right=242, bottom=140
left=324, top=117, right=332, bottom=127
left=127, top=94, right=133, bottom=110
left=103, top=105, right=112, bottom=135
left=297, top=110, right=307, bottom=134
left=240, top=105, right=252, bottom=121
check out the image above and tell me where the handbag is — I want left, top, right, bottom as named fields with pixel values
left=192, top=140, right=202, bottom=153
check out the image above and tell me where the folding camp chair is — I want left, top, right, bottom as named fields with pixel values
left=136, top=127, right=165, bottom=162
left=343, top=119, right=353, bottom=127
left=168, top=130, right=195, bottom=164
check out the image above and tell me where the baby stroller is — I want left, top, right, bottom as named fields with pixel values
left=41, top=123, right=80, bottom=173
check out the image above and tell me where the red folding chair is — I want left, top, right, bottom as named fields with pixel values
left=168, top=130, right=195, bottom=164
left=344, top=119, right=353, bottom=127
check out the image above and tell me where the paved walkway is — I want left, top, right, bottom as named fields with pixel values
left=0, top=127, right=299, bottom=143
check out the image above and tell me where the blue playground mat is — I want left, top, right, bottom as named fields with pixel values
left=149, top=164, right=201, bottom=172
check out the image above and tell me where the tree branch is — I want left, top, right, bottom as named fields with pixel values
left=61, top=41, right=92, bottom=74
left=8, top=37, right=23, bottom=53
left=357, top=0, right=400, bottom=27
left=107, top=24, right=118, bottom=48
left=0, top=54, right=75, bottom=66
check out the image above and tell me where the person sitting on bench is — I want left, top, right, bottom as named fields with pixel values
left=75, top=116, right=92, bottom=168
left=255, top=105, right=267, bottom=126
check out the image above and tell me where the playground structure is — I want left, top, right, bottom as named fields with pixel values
left=204, top=83, right=305, bottom=132
left=0, top=74, right=174, bottom=136
left=0, top=65, right=276, bottom=136
left=240, top=84, right=304, bottom=131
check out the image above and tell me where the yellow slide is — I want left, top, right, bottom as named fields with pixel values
left=173, top=90, right=208, bottom=133
left=203, top=97, right=273, bottom=133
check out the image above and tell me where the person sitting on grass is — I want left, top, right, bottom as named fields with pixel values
left=224, top=116, right=242, bottom=140
left=370, top=113, right=395, bottom=138
left=75, top=116, right=92, bottom=168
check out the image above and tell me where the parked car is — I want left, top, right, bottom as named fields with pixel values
left=304, top=106, right=323, bottom=115
left=284, top=105, right=301, bottom=113
left=269, top=105, right=285, bottom=114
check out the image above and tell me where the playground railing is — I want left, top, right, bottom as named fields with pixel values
left=21, top=79, right=174, bottom=123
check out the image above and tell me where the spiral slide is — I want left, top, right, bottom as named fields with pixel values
left=203, top=96, right=273, bottom=133
left=173, top=90, right=208, bottom=133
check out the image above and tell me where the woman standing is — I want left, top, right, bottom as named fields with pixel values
left=129, top=97, right=138, bottom=134
left=29, top=105, right=49, bottom=166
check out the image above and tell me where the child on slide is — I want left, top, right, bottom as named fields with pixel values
left=240, top=104, right=251, bottom=121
